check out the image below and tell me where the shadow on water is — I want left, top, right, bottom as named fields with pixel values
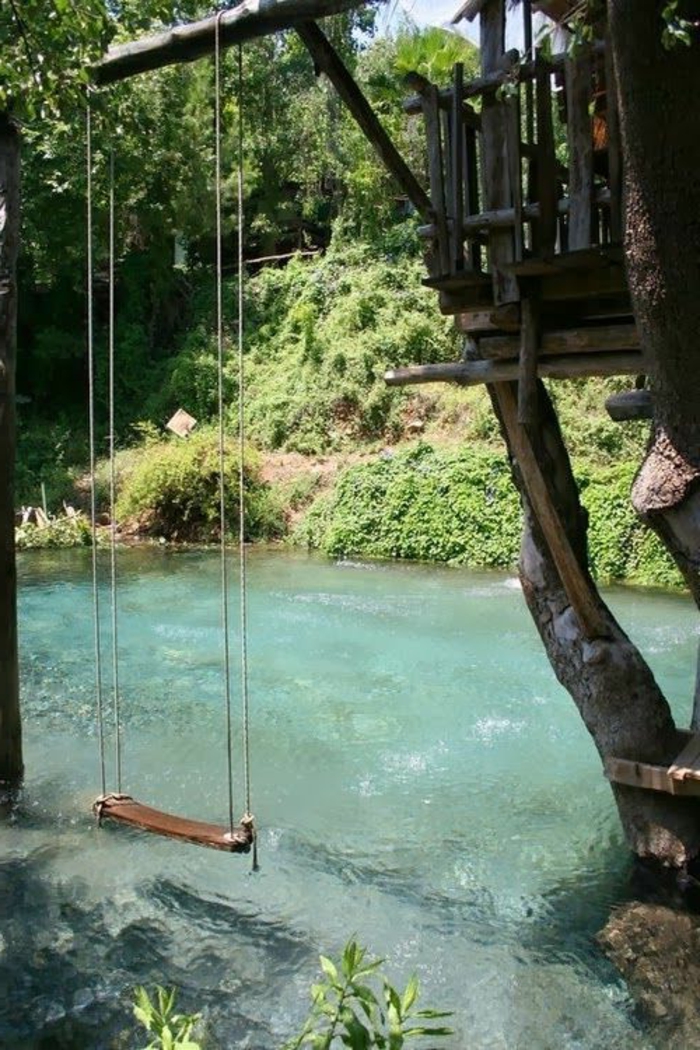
left=0, top=848, right=318, bottom=1049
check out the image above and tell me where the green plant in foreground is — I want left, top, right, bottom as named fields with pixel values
left=133, top=986, right=202, bottom=1050
left=283, top=939, right=453, bottom=1049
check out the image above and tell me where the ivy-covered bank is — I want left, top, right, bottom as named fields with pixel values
left=294, top=445, right=681, bottom=589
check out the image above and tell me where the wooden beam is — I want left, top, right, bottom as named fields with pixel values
left=518, top=296, right=539, bottom=425
left=565, top=46, right=594, bottom=251
left=605, top=756, right=700, bottom=797
left=495, top=384, right=609, bottom=640
left=480, top=321, right=639, bottom=359
left=480, top=0, right=519, bottom=305
left=296, top=22, right=433, bottom=220
left=605, top=389, right=653, bottom=421
left=0, top=114, right=22, bottom=787
left=94, top=0, right=370, bottom=86
left=384, top=350, right=642, bottom=387
left=423, top=85, right=451, bottom=274
left=452, top=0, right=489, bottom=21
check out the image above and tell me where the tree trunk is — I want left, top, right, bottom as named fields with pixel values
left=607, top=2, right=700, bottom=617
left=491, top=380, right=700, bottom=867
left=0, top=113, right=22, bottom=789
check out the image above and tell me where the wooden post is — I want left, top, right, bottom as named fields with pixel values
left=0, top=113, right=22, bottom=789
left=479, top=0, right=519, bottom=305
left=565, top=46, right=594, bottom=251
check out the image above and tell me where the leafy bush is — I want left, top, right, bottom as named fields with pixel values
left=295, top=443, right=684, bottom=589
left=15, top=514, right=93, bottom=551
left=296, top=444, right=521, bottom=567
left=133, top=986, right=201, bottom=1050
left=115, top=428, right=283, bottom=542
left=284, top=938, right=452, bottom=1049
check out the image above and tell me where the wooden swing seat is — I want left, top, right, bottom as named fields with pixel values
left=93, top=794, right=254, bottom=853
left=605, top=733, right=700, bottom=798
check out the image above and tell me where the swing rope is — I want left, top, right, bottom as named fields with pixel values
left=87, top=99, right=107, bottom=798
left=214, top=12, right=237, bottom=839
left=108, top=148, right=123, bottom=794
left=86, top=34, right=256, bottom=858
left=235, top=43, right=257, bottom=869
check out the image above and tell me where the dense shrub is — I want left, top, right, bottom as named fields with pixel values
left=115, top=428, right=283, bottom=542
left=16, top=515, right=93, bottom=551
left=295, top=444, right=683, bottom=588
left=296, top=444, right=522, bottom=567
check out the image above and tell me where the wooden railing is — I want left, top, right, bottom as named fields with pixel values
left=405, top=40, right=623, bottom=305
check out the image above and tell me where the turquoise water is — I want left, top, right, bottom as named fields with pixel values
left=1, top=548, right=697, bottom=1048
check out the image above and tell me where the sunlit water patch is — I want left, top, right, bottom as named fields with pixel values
left=1, top=548, right=696, bottom=1047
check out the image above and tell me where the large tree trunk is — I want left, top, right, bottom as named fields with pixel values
left=0, top=113, right=22, bottom=789
left=607, top=2, right=700, bottom=614
left=491, top=380, right=700, bottom=867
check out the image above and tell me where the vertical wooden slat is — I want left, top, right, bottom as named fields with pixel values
left=0, top=113, right=22, bottom=786
left=518, top=294, right=539, bottom=425
left=604, top=43, right=623, bottom=243
left=565, top=46, right=594, bottom=251
left=505, top=91, right=524, bottom=261
left=464, top=124, right=481, bottom=269
left=535, top=60, right=557, bottom=257
left=479, top=0, right=519, bottom=304
left=451, top=62, right=465, bottom=272
left=422, top=85, right=451, bottom=277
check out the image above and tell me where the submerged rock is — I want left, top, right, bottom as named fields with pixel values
left=599, top=901, right=700, bottom=1048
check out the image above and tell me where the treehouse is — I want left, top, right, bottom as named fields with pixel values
left=385, top=0, right=646, bottom=426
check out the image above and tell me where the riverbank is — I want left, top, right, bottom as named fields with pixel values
left=16, top=433, right=682, bottom=591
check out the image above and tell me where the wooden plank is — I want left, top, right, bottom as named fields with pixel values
left=604, top=42, right=623, bottom=243
left=535, top=59, right=557, bottom=256
left=95, top=795, right=255, bottom=852
left=505, top=91, right=524, bottom=261
left=518, top=296, right=539, bottom=425
left=422, top=85, right=451, bottom=275
left=296, top=23, right=432, bottom=220
left=495, top=383, right=609, bottom=640
left=605, top=389, right=652, bottom=421
left=605, top=757, right=700, bottom=797
left=480, top=0, right=519, bottom=305
left=565, top=47, right=594, bottom=250
left=452, top=0, right=489, bottom=20
left=457, top=304, right=521, bottom=333
left=0, top=115, right=22, bottom=786
left=464, top=123, right=481, bottom=269
left=384, top=350, right=642, bottom=387
left=481, top=321, right=639, bottom=359
left=669, top=735, right=700, bottom=781
left=541, top=264, right=628, bottom=302
left=451, top=63, right=465, bottom=272
left=94, top=0, right=370, bottom=84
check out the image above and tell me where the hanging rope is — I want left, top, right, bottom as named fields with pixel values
left=236, top=43, right=257, bottom=871
left=86, top=98, right=107, bottom=798
left=108, top=149, right=123, bottom=793
left=214, top=12, right=237, bottom=838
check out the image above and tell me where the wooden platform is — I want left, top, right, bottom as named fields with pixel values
left=605, top=735, right=700, bottom=798
left=93, top=794, right=255, bottom=852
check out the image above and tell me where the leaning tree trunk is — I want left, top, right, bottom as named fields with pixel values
left=608, top=3, right=700, bottom=615
left=0, top=113, right=22, bottom=788
left=491, top=381, right=700, bottom=867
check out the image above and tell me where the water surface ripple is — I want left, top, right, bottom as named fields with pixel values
left=2, top=548, right=696, bottom=1048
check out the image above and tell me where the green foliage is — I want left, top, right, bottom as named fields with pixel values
left=15, top=514, right=93, bottom=551
left=295, top=443, right=684, bottom=590
left=283, top=938, right=452, bottom=1050
left=133, top=986, right=202, bottom=1050
left=579, top=462, right=682, bottom=588
left=661, top=1, right=695, bottom=49
left=114, top=427, right=283, bottom=542
left=296, top=444, right=522, bottom=568
left=392, top=25, right=479, bottom=87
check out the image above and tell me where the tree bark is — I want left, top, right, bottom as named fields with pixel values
left=492, top=380, right=700, bottom=866
left=607, top=2, right=700, bottom=616
left=0, top=113, right=22, bottom=788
